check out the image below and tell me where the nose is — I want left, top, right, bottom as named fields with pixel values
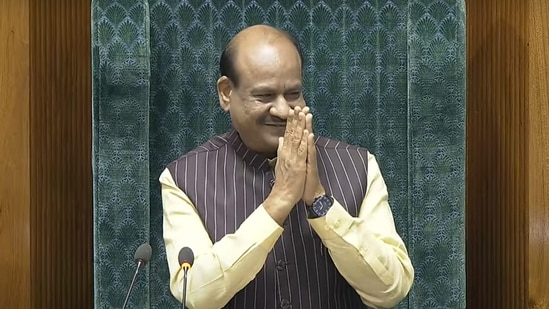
left=269, top=96, right=290, bottom=119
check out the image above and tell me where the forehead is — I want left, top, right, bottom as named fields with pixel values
left=235, top=42, right=302, bottom=90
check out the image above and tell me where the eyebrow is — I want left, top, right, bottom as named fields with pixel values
left=285, top=85, right=302, bottom=92
left=249, top=83, right=302, bottom=95
left=250, top=86, right=276, bottom=94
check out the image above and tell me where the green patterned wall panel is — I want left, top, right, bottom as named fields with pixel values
left=407, top=1, right=466, bottom=307
left=93, top=0, right=466, bottom=308
left=92, top=0, right=152, bottom=308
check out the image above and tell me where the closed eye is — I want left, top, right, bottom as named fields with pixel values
left=285, top=91, right=301, bottom=101
left=255, top=94, right=275, bottom=102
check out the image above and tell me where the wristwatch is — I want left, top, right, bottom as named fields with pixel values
left=306, top=194, right=334, bottom=219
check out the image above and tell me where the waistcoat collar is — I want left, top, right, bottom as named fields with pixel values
left=226, top=130, right=274, bottom=172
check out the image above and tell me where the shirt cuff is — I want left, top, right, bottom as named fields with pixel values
left=308, top=200, right=360, bottom=241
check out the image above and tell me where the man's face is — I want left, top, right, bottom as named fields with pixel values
left=220, top=41, right=305, bottom=156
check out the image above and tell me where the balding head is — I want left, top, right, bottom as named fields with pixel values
left=219, top=25, right=303, bottom=88
left=215, top=24, right=306, bottom=155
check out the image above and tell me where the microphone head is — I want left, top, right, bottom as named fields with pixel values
left=178, top=247, right=194, bottom=268
left=134, top=243, right=152, bottom=265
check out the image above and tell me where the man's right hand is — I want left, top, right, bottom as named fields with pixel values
left=263, top=106, right=309, bottom=226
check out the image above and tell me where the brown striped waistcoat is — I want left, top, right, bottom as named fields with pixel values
left=168, top=130, right=370, bottom=309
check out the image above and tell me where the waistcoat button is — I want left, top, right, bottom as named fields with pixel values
left=280, top=299, right=291, bottom=309
left=275, top=259, right=286, bottom=271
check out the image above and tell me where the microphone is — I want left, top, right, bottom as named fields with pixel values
left=122, top=243, right=152, bottom=309
left=178, top=247, right=194, bottom=309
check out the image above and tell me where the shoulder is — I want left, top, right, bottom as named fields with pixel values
left=315, top=135, right=369, bottom=154
left=314, top=136, right=373, bottom=173
left=167, top=132, right=232, bottom=170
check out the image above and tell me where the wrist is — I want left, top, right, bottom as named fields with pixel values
left=263, top=192, right=298, bottom=226
left=268, top=187, right=300, bottom=207
left=304, top=188, right=326, bottom=206
left=306, top=194, right=334, bottom=219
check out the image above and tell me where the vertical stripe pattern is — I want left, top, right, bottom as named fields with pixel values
left=168, top=130, right=370, bottom=309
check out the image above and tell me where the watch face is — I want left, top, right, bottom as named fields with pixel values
left=311, top=195, right=333, bottom=217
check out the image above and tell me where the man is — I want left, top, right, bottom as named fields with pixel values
left=160, top=24, right=414, bottom=309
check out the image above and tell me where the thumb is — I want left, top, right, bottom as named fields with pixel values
left=277, top=137, right=284, bottom=153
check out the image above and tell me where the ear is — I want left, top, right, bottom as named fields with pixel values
left=217, top=76, right=233, bottom=112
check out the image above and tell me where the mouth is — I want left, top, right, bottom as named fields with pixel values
left=264, top=123, right=286, bottom=127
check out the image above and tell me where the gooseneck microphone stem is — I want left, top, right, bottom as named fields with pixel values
left=182, top=267, right=189, bottom=309
left=121, top=243, right=151, bottom=309
left=122, top=260, right=143, bottom=309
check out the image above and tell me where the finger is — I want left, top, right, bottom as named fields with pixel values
left=282, top=108, right=302, bottom=155
left=292, top=106, right=303, bottom=137
left=296, top=109, right=306, bottom=133
left=305, top=113, right=313, bottom=134
left=284, top=108, right=295, bottom=139
left=307, top=132, right=316, bottom=165
left=289, top=112, right=306, bottom=153
left=302, top=106, right=310, bottom=114
left=298, top=129, right=309, bottom=157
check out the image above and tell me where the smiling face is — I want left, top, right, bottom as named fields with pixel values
left=217, top=27, right=305, bottom=157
